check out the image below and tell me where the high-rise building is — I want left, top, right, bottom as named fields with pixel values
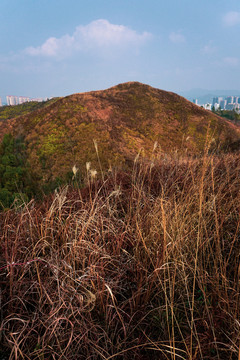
left=213, top=103, right=220, bottom=110
left=226, top=96, right=234, bottom=104
left=30, top=98, right=44, bottom=102
left=6, top=95, right=17, bottom=106
left=196, top=95, right=240, bottom=109
left=212, top=97, right=223, bottom=104
left=205, top=103, right=212, bottom=110
left=18, top=96, right=24, bottom=104
left=220, top=100, right=227, bottom=109
left=18, top=96, right=30, bottom=104
left=0, top=97, right=2, bottom=107
left=6, top=95, right=31, bottom=106
left=226, top=103, right=235, bottom=110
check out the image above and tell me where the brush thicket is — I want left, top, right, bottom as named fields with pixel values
left=0, top=151, right=240, bottom=359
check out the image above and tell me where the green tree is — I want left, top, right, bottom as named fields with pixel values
left=0, top=134, right=35, bottom=209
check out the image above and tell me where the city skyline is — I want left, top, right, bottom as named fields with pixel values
left=0, top=95, right=48, bottom=106
left=193, top=94, right=240, bottom=111
left=1, top=0, right=240, bottom=98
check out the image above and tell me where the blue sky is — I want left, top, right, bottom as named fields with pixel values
left=1, top=0, right=240, bottom=99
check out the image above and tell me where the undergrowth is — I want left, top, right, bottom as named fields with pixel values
left=0, top=152, right=240, bottom=359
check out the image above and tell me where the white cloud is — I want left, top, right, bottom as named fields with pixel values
left=27, top=35, right=74, bottom=57
left=223, top=57, right=239, bottom=66
left=25, top=19, right=151, bottom=58
left=201, top=43, right=216, bottom=55
left=223, top=11, right=240, bottom=26
left=169, top=31, right=186, bottom=44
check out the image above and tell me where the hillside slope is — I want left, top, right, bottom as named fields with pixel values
left=0, top=82, right=239, bottom=182
left=0, top=98, right=60, bottom=121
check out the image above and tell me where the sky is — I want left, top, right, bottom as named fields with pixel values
left=1, top=0, right=240, bottom=100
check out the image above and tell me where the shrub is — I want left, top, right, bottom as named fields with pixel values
left=0, top=153, right=240, bottom=359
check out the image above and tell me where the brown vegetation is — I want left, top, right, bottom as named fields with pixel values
left=0, top=82, right=239, bottom=183
left=1, top=151, right=240, bottom=359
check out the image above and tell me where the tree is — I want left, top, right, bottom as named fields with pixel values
left=0, top=134, right=35, bottom=209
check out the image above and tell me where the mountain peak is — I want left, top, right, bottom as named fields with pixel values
left=0, top=82, right=239, bottom=182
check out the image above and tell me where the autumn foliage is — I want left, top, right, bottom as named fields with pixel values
left=0, top=152, right=240, bottom=359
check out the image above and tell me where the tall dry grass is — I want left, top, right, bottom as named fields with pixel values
left=0, top=152, right=240, bottom=359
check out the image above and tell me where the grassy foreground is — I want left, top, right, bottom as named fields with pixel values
left=0, top=152, right=240, bottom=359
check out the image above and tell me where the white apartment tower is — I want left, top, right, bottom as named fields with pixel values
left=6, top=95, right=31, bottom=106
left=18, top=96, right=30, bottom=104
left=6, top=95, right=16, bottom=106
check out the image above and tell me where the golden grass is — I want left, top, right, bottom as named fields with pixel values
left=0, top=151, right=240, bottom=359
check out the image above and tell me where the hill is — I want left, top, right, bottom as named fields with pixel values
left=0, top=81, right=239, bottom=183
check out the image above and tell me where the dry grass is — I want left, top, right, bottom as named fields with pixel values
left=0, top=152, right=240, bottom=359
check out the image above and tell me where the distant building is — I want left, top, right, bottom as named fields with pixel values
left=205, top=103, right=212, bottom=110
left=213, top=103, right=220, bottom=110
left=7, top=95, right=32, bottom=106
left=226, top=96, right=234, bottom=104
left=226, top=103, right=235, bottom=110
left=6, top=95, right=17, bottom=106
left=212, top=97, right=217, bottom=105
left=0, top=97, right=2, bottom=107
left=195, top=94, right=240, bottom=111
left=30, top=98, right=44, bottom=102
left=219, top=100, right=227, bottom=110
left=18, top=96, right=30, bottom=104
left=212, top=97, right=223, bottom=105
